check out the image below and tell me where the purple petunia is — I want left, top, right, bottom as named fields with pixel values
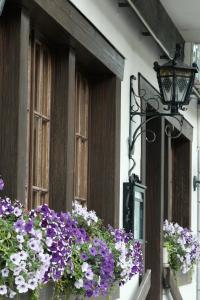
left=0, top=178, right=4, bottom=191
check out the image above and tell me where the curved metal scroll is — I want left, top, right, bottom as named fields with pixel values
left=129, top=75, right=184, bottom=177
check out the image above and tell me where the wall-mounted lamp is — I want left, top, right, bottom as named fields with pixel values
left=123, top=44, right=198, bottom=236
left=193, top=176, right=200, bottom=191
left=129, top=44, right=198, bottom=176
left=154, top=45, right=198, bottom=114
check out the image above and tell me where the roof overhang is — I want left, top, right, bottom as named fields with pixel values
left=127, top=0, right=185, bottom=60
left=4, top=0, right=125, bottom=80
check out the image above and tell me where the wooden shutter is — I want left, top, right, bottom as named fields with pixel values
left=28, top=38, right=52, bottom=208
left=74, top=72, right=90, bottom=205
left=171, top=137, right=191, bottom=227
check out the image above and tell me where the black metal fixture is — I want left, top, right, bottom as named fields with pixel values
left=123, top=175, right=146, bottom=240
left=193, top=176, right=200, bottom=191
left=154, top=45, right=198, bottom=114
left=0, top=0, right=6, bottom=16
left=123, top=44, right=198, bottom=235
left=129, top=44, right=198, bottom=175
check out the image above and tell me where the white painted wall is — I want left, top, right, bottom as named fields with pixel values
left=69, top=1, right=199, bottom=299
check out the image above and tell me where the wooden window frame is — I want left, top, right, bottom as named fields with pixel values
left=28, top=37, right=53, bottom=208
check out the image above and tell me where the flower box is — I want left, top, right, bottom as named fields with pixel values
left=163, top=247, right=169, bottom=267
left=0, top=183, right=139, bottom=300
left=175, top=269, right=193, bottom=286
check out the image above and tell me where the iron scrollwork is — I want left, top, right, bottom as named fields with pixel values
left=129, top=74, right=184, bottom=178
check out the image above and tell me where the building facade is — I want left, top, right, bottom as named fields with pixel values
left=0, top=0, right=199, bottom=299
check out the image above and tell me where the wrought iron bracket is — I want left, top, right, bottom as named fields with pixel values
left=129, top=75, right=184, bottom=177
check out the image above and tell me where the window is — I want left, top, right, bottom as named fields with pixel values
left=27, top=38, right=53, bottom=208
left=74, top=71, right=90, bottom=205
left=0, top=2, right=123, bottom=226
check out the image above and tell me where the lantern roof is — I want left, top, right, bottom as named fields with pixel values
left=154, top=60, right=198, bottom=72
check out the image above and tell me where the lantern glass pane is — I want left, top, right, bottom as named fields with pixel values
left=175, top=76, right=190, bottom=103
left=160, top=76, right=173, bottom=103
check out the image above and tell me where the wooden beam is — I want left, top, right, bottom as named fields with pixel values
left=0, top=7, right=29, bottom=201
left=50, top=48, right=76, bottom=212
left=17, top=9, right=30, bottom=203
left=8, top=0, right=124, bottom=80
left=114, top=77, right=121, bottom=227
left=127, top=0, right=185, bottom=59
left=65, top=48, right=76, bottom=212
left=134, top=270, right=151, bottom=300
left=145, top=117, right=164, bottom=300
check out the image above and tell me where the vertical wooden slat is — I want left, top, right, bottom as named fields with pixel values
left=17, top=9, right=30, bottom=204
left=0, top=7, right=29, bottom=201
left=28, top=35, right=35, bottom=208
left=172, top=138, right=191, bottom=227
left=50, top=48, right=76, bottom=212
left=164, top=131, right=172, bottom=221
left=145, top=117, right=164, bottom=300
left=89, top=75, right=120, bottom=226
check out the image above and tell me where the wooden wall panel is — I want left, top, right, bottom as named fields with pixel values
left=172, top=138, right=191, bottom=228
left=49, top=48, right=75, bottom=212
left=145, top=117, right=164, bottom=300
left=0, top=7, right=29, bottom=202
left=89, top=76, right=120, bottom=226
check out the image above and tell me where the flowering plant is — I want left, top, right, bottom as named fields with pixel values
left=56, top=202, right=143, bottom=298
left=0, top=178, right=143, bottom=299
left=163, top=220, right=200, bottom=274
left=0, top=198, right=51, bottom=299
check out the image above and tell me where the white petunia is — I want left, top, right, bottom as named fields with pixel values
left=19, top=251, right=28, bottom=261
left=45, top=237, right=53, bottom=247
left=0, top=285, right=7, bottom=295
left=16, top=235, right=24, bottom=243
left=17, top=283, right=28, bottom=294
left=28, top=278, right=38, bottom=290
left=1, top=268, right=9, bottom=277
left=34, top=229, right=42, bottom=240
left=13, top=267, right=22, bottom=276
left=14, top=207, right=22, bottom=217
left=28, top=238, right=41, bottom=252
left=74, top=279, right=83, bottom=289
left=10, top=253, right=21, bottom=265
left=81, top=262, right=89, bottom=272
left=15, top=275, right=25, bottom=285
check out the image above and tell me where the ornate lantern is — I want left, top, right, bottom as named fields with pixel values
left=154, top=57, right=198, bottom=114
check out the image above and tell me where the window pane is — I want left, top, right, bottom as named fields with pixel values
left=28, top=38, right=52, bottom=208
left=74, top=72, right=90, bottom=204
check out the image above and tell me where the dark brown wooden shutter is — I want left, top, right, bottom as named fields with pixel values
left=172, top=137, right=191, bottom=227
left=88, top=75, right=121, bottom=226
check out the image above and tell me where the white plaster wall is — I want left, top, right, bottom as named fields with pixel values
left=69, top=1, right=199, bottom=299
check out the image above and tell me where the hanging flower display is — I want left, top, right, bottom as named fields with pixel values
left=163, top=220, right=200, bottom=274
left=0, top=183, right=143, bottom=299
